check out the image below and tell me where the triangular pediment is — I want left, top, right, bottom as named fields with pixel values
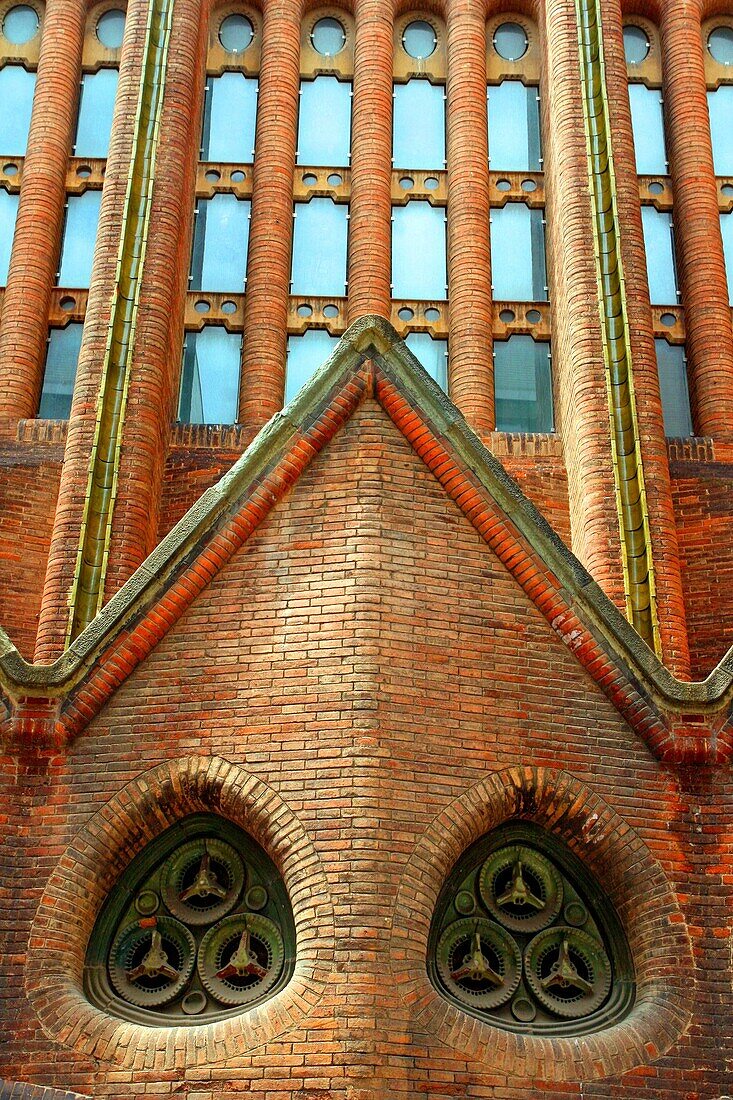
left=1, top=317, right=731, bottom=760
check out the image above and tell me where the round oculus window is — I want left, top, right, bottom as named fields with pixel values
left=219, top=14, right=254, bottom=53
left=708, top=26, right=733, bottom=66
left=493, top=22, right=528, bottom=62
left=402, top=20, right=436, bottom=60
left=2, top=4, right=39, bottom=44
left=311, top=17, right=345, bottom=57
left=97, top=8, right=126, bottom=49
left=623, top=25, right=650, bottom=65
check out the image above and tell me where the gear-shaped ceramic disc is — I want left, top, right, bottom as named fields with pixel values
left=161, top=837, right=244, bottom=926
left=479, top=845, right=563, bottom=933
left=198, top=913, right=285, bottom=1007
left=109, top=916, right=195, bottom=1008
left=436, top=917, right=522, bottom=1010
left=524, top=925, right=612, bottom=1019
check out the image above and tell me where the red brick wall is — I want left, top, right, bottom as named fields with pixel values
left=1, top=403, right=729, bottom=1095
left=671, top=440, right=733, bottom=678
left=0, top=440, right=62, bottom=660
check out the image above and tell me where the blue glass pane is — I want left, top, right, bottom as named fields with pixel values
left=487, top=81, right=541, bottom=172
left=58, top=190, right=101, bottom=287
left=3, top=5, right=39, bottom=44
left=393, top=80, right=445, bottom=170
left=202, top=73, right=258, bottom=163
left=494, top=336, right=554, bottom=432
left=178, top=327, right=240, bottom=424
left=0, top=65, right=36, bottom=155
left=291, top=198, right=348, bottom=296
left=628, top=84, right=666, bottom=175
left=641, top=206, right=677, bottom=304
left=285, top=329, right=340, bottom=402
left=297, top=77, right=351, bottom=166
left=405, top=332, right=447, bottom=391
left=655, top=340, right=692, bottom=437
left=74, top=69, right=118, bottom=158
left=721, top=212, right=733, bottom=305
left=190, top=195, right=250, bottom=292
left=491, top=204, right=547, bottom=301
left=0, top=190, right=18, bottom=284
left=709, top=86, right=733, bottom=176
left=38, top=324, right=84, bottom=418
left=392, top=202, right=446, bottom=300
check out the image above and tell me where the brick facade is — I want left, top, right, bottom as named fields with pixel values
left=0, top=0, right=732, bottom=1096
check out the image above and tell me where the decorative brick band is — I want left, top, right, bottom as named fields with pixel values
left=25, top=756, right=334, bottom=1068
left=390, top=765, right=694, bottom=1082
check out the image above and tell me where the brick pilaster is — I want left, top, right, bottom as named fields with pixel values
left=660, top=0, right=733, bottom=439
left=445, top=0, right=493, bottom=435
left=0, top=0, right=86, bottom=425
left=347, top=0, right=394, bottom=322
left=239, top=0, right=303, bottom=430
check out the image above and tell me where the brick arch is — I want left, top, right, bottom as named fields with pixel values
left=25, top=756, right=335, bottom=1067
left=390, top=766, right=694, bottom=1082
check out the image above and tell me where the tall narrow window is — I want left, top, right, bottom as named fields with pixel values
left=628, top=83, right=666, bottom=176
left=178, top=6, right=261, bottom=424
left=705, top=19, right=733, bottom=325
left=490, top=204, right=547, bottom=302
left=494, top=336, right=553, bottom=432
left=291, top=198, right=348, bottom=297
left=641, top=207, right=678, bottom=305
left=190, top=194, right=250, bottom=292
left=285, top=10, right=353, bottom=401
left=38, top=6, right=124, bottom=416
left=487, top=16, right=553, bottom=432
left=392, top=202, right=446, bottom=301
left=487, top=80, right=541, bottom=172
left=57, top=191, right=102, bottom=287
left=0, top=2, right=43, bottom=289
left=390, top=14, right=449, bottom=387
left=655, top=339, right=692, bottom=437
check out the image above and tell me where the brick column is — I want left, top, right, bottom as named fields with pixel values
left=540, top=0, right=627, bottom=613
left=445, top=0, right=493, bottom=435
left=347, top=0, right=393, bottom=322
left=0, top=0, right=85, bottom=425
left=239, top=0, right=302, bottom=431
left=660, top=0, right=733, bottom=439
left=103, top=0, right=205, bottom=596
left=35, top=0, right=148, bottom=661
left=601, top=0, right=690, bottom=675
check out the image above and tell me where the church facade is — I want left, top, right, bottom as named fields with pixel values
left=0, top=0, right=732, bottom=1096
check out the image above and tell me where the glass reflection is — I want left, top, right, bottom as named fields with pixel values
left=393, top=80, right=445, bottom=170
left=628, top=84, right=666, bottom=176
left=190, top=195, right=250, bottom=292
left=202, top=73, right=257, bottom=163
left=708, top=86, right=733, bottom=176
left=178, top=327, right=240, bottom=424
left=58, top=191, right=102, bottom=287
left=494, top=336, right=553, bottom=432
left=491, top=204, right=547, bottom=301
left=0, top=190, right=18, bottom=284
left=74, top=69, right=119, bottom=158
left=297, top=77, right=351, bottom=166
left=641, top=207, right=678, bottom=304
left=0, top=65, right=36, bottom=155
left=291, top=198, right=348, bottom=296
left=405, top=332, right=447, bottom=391
left=488, top=81, right=541, bottom=172
left=392, top=201, right=447, bottom=300
left=285, top=329, right=340, bottom=401
left=655, top=340, right=692, bottom=437
left=721, top=212, right=733, bottom=305
left=38, top=324, right=84, bottom=419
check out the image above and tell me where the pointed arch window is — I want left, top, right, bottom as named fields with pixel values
left=84, top=814, right=296, bottom=1024
left=428, top=823, right=634, bottom=1033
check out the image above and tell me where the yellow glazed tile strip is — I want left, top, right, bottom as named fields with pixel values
left=575, top=0, right=661, bottom=655
left=67, top=0, right=173, bottom=642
